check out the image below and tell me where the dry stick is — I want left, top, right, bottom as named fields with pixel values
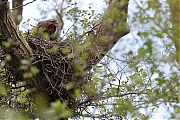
left=55, top=8, right=64, bottom=33
left=61, top=22, right=76, bottom=39
left=11, top=0, right=37, bottom=10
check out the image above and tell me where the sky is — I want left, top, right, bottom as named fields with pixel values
left=9, top=0, right=175, bottom=119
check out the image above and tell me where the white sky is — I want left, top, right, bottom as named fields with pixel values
left=9, top=0, right=175, bottom=119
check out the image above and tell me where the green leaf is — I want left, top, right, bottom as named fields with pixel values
left=27, top=18, right=30, bottom=22
left=155, top=78, right=166, bottom=85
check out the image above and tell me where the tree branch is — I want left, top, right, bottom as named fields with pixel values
left=11, top=0, right=37, bottom=10
left=86, top=0, right=130, bottom=67
left=0, top=2, right=33, bottom=57
left=0, top=2, right=49, bottom=117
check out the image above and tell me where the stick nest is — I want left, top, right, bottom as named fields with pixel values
left=27, top=38, right=91, bottom=106
left=0, top=37, right=92, bottom=112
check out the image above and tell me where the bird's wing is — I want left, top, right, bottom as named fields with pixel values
left=37, top=21, right=46, bottom=28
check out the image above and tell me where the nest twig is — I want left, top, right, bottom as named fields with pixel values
left=27, top=37, right=92, bottom=109
left=0, top=33, right=93, bottom=116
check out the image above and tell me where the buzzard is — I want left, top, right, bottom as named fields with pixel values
left=36, top=19, right=60, bottom=41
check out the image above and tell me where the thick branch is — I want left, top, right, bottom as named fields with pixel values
left=86, top=0, right=130, bottom=66
left=0, top=2, right=33, bottom=58
left=0, top=2, right=49, bottom=117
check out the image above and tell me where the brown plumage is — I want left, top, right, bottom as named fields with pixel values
left=36, top=19, right=60, bottom=40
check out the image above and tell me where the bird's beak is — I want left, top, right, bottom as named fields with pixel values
left=55, top=21, right=58, bottom=24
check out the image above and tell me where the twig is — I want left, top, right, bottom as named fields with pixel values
left=54, top=0, right=65, bottom=32
left=10, top=0, right=37, bottom=10
left=61, top=22, right=76, bottom=39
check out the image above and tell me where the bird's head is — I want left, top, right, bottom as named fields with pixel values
left=47, top=19, right=59, bottom=25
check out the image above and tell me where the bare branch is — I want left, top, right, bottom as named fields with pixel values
left=55, top=0, right=64, bottom=34
left=11, top=0, right=37, bottom=10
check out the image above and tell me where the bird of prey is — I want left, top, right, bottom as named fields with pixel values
left=35, top=19, right=60, bottom=41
